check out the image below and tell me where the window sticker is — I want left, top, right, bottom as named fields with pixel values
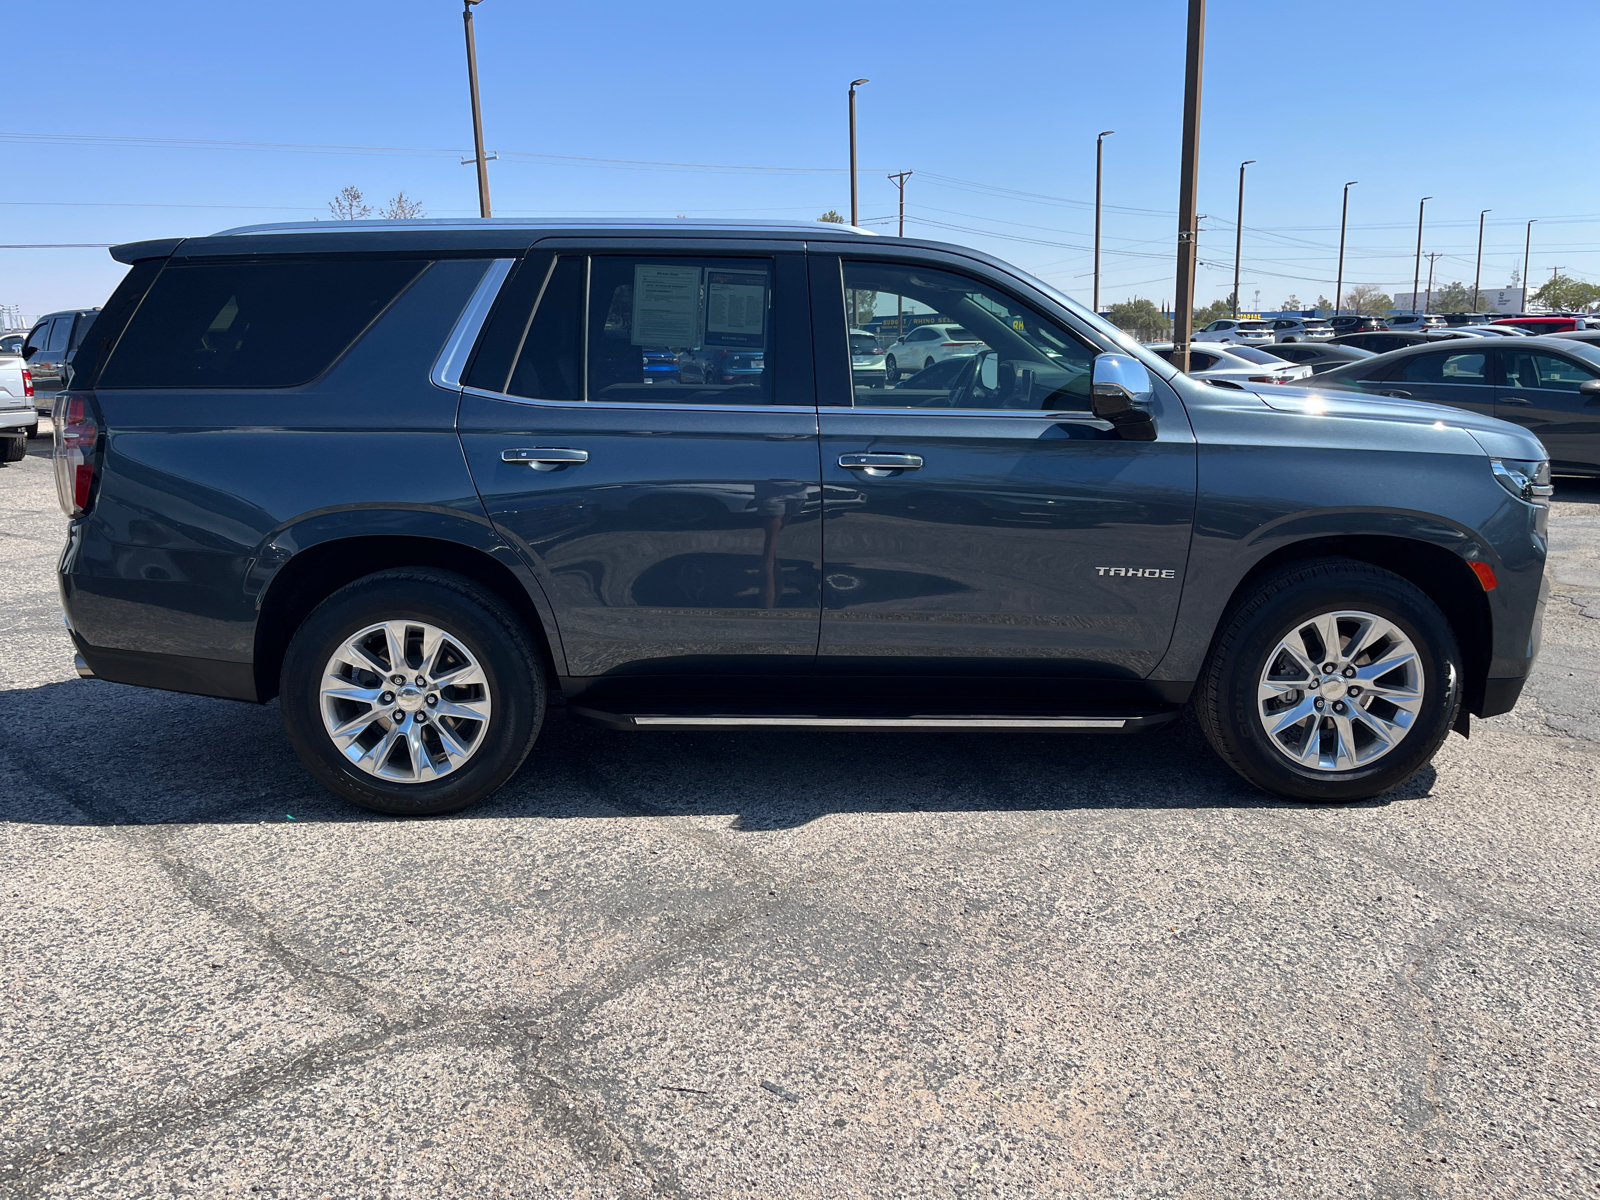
left=705, top=270, right=767, bottom=348
left=630, top=264, right=703, bottom=347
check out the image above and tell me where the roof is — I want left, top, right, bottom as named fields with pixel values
left=209, top=217, right=879, bottom=238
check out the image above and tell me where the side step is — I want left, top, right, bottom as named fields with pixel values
left=570, top=708, right=1178, bottom=733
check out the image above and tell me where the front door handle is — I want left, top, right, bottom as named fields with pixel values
left=1378, top=389, right=1411, bottom=399
left=502, top=447, right=589, bottom=471
left=838, top=452, right=923, bottom=478
left=1499, top=396, right=1532, bottom=406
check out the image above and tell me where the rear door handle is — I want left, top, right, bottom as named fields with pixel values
left=502, top=447, right=589, bottom=470
left=838, top=452, right=923, bottom=477
left=1378, top=389, right=1411, bottom=399
left=1499, top=396, right=1532, bottom=406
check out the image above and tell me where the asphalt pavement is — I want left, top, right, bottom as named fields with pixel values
left=1, top=424, right=1596, bottom=1198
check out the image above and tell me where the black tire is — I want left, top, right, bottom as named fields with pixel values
left=885, top=355, right=899, bottom=384
left=1, top=435, right=25, bottom=463
left=923, top=357, right=936, bottom=371
left=280, top=569, right=545, bottom=816
left=1196, top=557, right=1461, bottom=803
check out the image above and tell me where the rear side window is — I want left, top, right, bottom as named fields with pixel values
left=99, top=257, right=425, bottom=388
left=1393, top=351, right=1487, bottom=383
left=69, top=260, right=165, bottom=388
left=44, top=318, right=70, bottom=353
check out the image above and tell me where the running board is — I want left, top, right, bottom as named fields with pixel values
left=570, top=708, right=1177, bottom=733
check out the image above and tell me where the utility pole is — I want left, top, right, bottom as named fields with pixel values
left=1334, top=181, right=1357, bottom=316
left=1523, top=219, right=1537, bottom=312
left=848, top=79, right=869, bottom=227
left=1171, top=0, right=1206, bottom=374
left=887, top=171, right=912, bottom=237
left=1411, top=197, right=1432, bottom=315
left=1094, top=131, right=1114, bottom=315
left=1231, top=160, right=1254, bottom=318
left=461, top=0, right=492, bottom=218
left=1472, top=209, right=1490, bottom=312
left=1424, top=252, right=1441, bottom=314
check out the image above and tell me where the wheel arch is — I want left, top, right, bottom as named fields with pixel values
left=1207, top=535, right=1493, bottom=716
left=253, top=534, right=562, bottom=702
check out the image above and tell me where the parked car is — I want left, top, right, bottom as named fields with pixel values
left=19, top=308, right=99, bottom=408
left=1314, top=335, right=1600, bottom=475
left=0, top=355, right=37, bottom=460
left=1327, top=316, right=1388, bottom=336
left=1438, top=313, right=1496, bottom=326
left=882, top=323, right=984, bottom=382
left=1145, top=342, right=1312, bottom=386
left=1193, top=318, right=1275, bottom=346
left=1258, top=342, right=1377, bottom=374
left=1492, top=316, right=1591, bottom=335
left=1269, top=317, right=1335, bottom=343
left=848, top=328, right=887, bottom=387
left=1550, top=329, right=1600, bottom=348
left=55, top=219, right=1548, bottom=817
left=1384, top=314, right=1448, bottom=333
left=640, top=347, right=679, bottom=382
left=675, top=346, right=766, bottom=389
left=1330, top=331, right=1435, bottom=353
left=0, top=334, right=24, bottom=356
left=1441, top=325, right=1528, bottom=337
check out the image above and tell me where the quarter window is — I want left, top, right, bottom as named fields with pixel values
left=1393, top=351, right=1487, bottom=384
left=844, top=260, right=1094, bottom=410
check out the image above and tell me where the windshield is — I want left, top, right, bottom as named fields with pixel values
left=1224, top=346, right=1289, bottom=366
left=1010, top=270, right=1179, bottom=378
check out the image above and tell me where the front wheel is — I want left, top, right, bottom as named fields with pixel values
left=924, top=357, right=936, bottom=371
left=280, top=569, right=545, bottom=815
left=1196, top=558, right=1460, bottom=802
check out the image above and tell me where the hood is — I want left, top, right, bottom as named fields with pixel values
left=1246, top=384, right=1548, bottom=462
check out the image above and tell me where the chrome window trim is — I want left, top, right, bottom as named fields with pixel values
left=429, top=258, right=515, bottom=391
left=460, top=384, right=813, bottom=417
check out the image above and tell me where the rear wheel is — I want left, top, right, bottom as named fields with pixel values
left=280, top=569, right=545, bottom=815
left=885, top=355, right=900, bottom=384
left=1197, top=558, right=1460, bottom=802
left=924, top=356, right=935, bottom=371
left=1, top=435, right=24, bottom=463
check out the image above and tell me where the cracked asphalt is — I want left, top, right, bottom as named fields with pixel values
left=2, top=426, right=1597, bottom=1198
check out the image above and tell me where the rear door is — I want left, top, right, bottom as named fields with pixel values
left=1495, top=347, right=1600, bottom=472
left=457, top=242, right=823, bottom=680
left=813, top=252, right=1196, bottom=684
left=1369, top=346, right=1495, bottom=418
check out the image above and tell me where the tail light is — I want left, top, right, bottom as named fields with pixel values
left=52, top=394, right=100, bottom=518
left=1247, top=375, right=1293, bottom=384
left=21, top=369, right=33, bottom=398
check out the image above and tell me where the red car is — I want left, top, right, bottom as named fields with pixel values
left=1492, top=315, right=1592, bottom=334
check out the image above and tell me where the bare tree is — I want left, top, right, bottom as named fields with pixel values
left=329, top=186, right=372, bottom=220
left=382, top=191, right=426, bottom=220
left=1342, top=284, right=1393, bottom=316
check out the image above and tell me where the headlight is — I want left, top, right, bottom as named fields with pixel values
left=1491, top=458, right=1552, bottom=505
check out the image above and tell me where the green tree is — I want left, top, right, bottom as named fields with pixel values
left=1279, top=294, right=1303, bottom=312
left=818, top=210, right=845, bottom=224
left=1534, top=273, right=1600, bottom=313
left=1193, top=294, right=1238, bottom=326
left=1425, top=281, right=1476, bottom=313
left=1107, top=298, right=1171, bottom=342
left=1342, top=284, right=1393, bottom=316
left=1314, top=295, right=1334, bottom=314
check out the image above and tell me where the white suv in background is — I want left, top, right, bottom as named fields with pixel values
left=1269, top=317, right=1335, bottom=342
left=0, top=353, right=37, bottom=462
left=1193, top=318, right=1275, bottom=346
left=882, top=323, right=985, bottom=382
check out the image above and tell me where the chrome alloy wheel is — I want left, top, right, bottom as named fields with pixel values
left=319, top=620, right=492, bottom=783
left=1256, top=609, right=1424, bottom=772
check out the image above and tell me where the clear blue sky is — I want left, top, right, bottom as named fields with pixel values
left=4, top=0, right=1597, bottom=323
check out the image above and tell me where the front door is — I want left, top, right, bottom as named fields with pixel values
left=1495, top=347, right=1600, bottom=473
left=1370, top=345, right=1496, bottom=419
left=458, top=247, right=822, bottom=679
left=813, top=255, right=1196, bottom=683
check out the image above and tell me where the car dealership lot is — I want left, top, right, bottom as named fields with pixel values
left=1, top=436, right=1597, bottom=1198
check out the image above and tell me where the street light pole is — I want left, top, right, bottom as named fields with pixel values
left=1094, top=130, right=1114, bottom=315
left=887, top=170, right=912, bottom=236
left=1523, top=219, right=1537, bottom=312
left=461, top=0, right=492, bottom=219
left=1334, top=180, right=1357, bottom=316
left=1412, top=196, right=1432, bottom=315
left=848, top=78, right=869, bottom=227
left=1232, top=159, right=1254, bottom=318
left=1171, top=0, right=1207, bottom=374
left=1473, top=208, right=1490, bottom=312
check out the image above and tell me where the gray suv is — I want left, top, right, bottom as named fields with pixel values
left=53, top=220, right=1549, bottom=816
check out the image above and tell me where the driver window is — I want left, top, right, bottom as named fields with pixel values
left=843, top=260, right=1094, bottom=410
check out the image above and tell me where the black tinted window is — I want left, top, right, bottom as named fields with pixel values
left=1394, top=351, right=1487, bottom=383
left=502, top=257, right=583, bottom=401
left=100, top=258, right=425, bottom=388
left=588, top=256, right=779, bottom=406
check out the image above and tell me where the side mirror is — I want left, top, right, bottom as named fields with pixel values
left=978, top=352, right=998, bottom=391
left=1579, top=378, right=1600, bottom=396
left=1090, top=353, right=1157, bottom=441
left=21, top=344, right=36, bottom=361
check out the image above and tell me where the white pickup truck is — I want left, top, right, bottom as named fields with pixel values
left=0, top=355, right=37, bottom=463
